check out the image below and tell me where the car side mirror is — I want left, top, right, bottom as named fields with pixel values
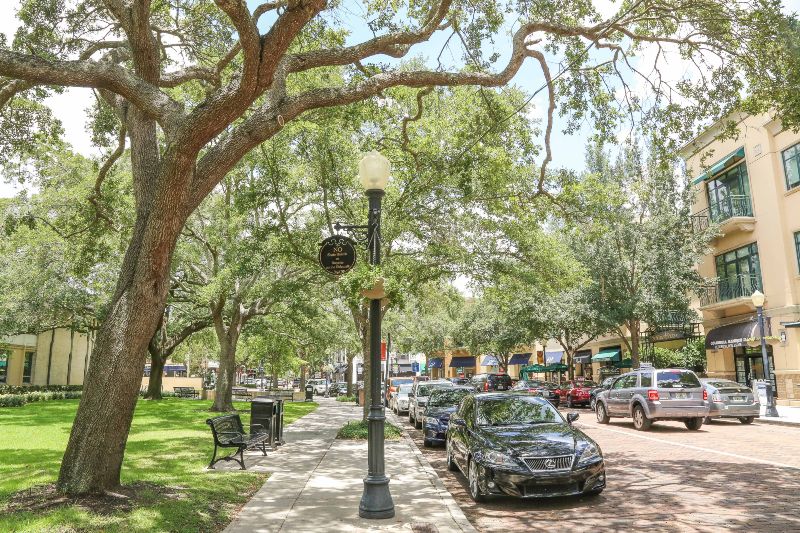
left=450, top=417, right=466, bottom=427
left=567, top=412, right=579, bottom=425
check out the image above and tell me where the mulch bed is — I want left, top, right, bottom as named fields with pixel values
left=2, top=482, right=186, bottom=516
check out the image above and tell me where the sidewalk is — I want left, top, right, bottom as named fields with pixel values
left=754, top=404, right=800, bottom=427
left=223, top=398, right=475, bottom=533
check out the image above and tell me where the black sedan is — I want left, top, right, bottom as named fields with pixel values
left=446, top=393, right=605, bottom=501
left=422, top=386, right=475, bottom=447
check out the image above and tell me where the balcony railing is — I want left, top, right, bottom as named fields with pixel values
left=699, top=274, right=762, bottom=307
left=690, top=194, right=753, bottom=232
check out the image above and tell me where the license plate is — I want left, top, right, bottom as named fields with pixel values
left=672, top=392, right=689, bottom=399
left=497, top=386, right=507, bottom=390
left=730, top=396, right=746, bottom=402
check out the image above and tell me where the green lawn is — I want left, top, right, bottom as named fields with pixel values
left=0, top=398, right=317, bottom=532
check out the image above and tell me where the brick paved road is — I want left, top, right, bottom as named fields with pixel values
left=395, top=407, right=800, bottom=533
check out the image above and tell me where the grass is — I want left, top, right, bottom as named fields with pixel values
left=335, top=395, right=357, bottom=403
left=336, top=420, right=402, bottom=440
left=0, top=398, right=317, bottom=532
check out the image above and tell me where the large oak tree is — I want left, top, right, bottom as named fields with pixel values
left=0, top=0, right=796, bottom=495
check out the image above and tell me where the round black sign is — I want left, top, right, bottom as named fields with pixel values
left=319, top=236, right=357, bottom=276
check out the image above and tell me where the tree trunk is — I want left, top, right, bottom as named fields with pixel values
left=145, top=350, right=166, bottom=400
left=57, top=197, right=186, bottom=495
left=212, top=331, right=239, bottom=411
left=346, top=352, right=354, bottom=396
left=299, top=364, right=307, bottom=392
left=629, top=321, right=641, bottom=368
left=567, top=350, right=574, bottom=380
left=46, top=326, right=55, bottom=386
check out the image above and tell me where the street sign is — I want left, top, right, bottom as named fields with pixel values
left=319, top=236, right=357, bottom=276
left=411, top=362, right=419, bottom=372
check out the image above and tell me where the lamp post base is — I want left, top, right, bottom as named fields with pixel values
left=358, top=476, right=394, bottom=519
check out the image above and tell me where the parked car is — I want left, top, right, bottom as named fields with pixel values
left=562, top=380, right=598, bottom=408
left=701, top=378, right=760, bottom=424
left=446, top=393, right=605, bottom=501
left=594, top=367, right=709, bottom=431
left=448, top=377, right=470, bottom=385
left=511, top=380, right=561, bottom=407
left=391, top=383, right=414, bottom=414
left=590, top=377, right=617, bottom=411
left=470, top=373, right=513, bottom=392
left=307, top=378, right=328, bottom=395
left=327, top=381, right=348, bottom=397
left=385, top=377, right=415, bottom=406
left=422, top=386, right=475, bottom=447
left=409, top=380, right=454, bottom=429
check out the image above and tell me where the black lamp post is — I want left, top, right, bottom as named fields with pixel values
left=358, top=151, right=394, bottom=519
left=752, top=290, right=779, bottom=417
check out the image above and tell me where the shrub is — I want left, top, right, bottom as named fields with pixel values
left=336, top=420, right=402, bottom=440
left=0, top=389, right=83, bottom=407
left=0, top=395, right=26, bottom=407
left=0, top=384, right=82, bottom=395
left=336, top=395, right=357, bottom=403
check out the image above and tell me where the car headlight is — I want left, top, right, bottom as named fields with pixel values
left=576, top=443, right=602, bottom=467
left=475, top=450, right=518, bottom=468
left=424, top=417, right=439, bottom=426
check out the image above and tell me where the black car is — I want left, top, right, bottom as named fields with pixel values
left=589, top=377, right=617, bottom=411
left=446, top=393, right=605, bottom=501
left=470, top=373, right=513, bottom=392
left=422, top=386, right=475, bottom=447
left=511, top=380, right=561, bottom=407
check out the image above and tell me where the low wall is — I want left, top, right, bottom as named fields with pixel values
left=141, top=376, right=204, bottom=393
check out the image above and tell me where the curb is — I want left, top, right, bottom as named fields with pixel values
left=387, top=410, right=478, bottom=533
left=754, top=418, right=800, bottom=428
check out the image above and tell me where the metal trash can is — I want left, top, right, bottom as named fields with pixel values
left=250, top=397, right=276, bottom=448
left=273, top=399, right=285, bottom=445
left=305, top=384, right=314, bottom=401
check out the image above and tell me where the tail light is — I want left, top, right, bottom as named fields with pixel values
left=484, top=381, right=489, bottom=391
left=703, top=389, right=708, bottom=401
left=647, top=390, right=659, bottom=401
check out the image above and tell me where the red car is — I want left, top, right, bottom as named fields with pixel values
left=560, top=380, right=598, bottom=408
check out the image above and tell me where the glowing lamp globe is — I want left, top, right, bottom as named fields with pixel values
left=358, top=150, right=390, bottom=191
left=751, top=290, right=766, bottom=308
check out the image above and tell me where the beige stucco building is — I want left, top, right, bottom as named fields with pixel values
left=0, top=329, right=95, bottom=387
left=681, top=112, right=800, bottom=405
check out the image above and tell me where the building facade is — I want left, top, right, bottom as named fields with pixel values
left=682, top=112, right=800, bottom=405
left=0, top=329, right=94, bottom=387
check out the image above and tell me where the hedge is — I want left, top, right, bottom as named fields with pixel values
left=0, top=384, right=83, bottom=395
left=0, top=390, right=83, bottom=407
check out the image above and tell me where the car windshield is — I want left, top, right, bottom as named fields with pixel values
left=397, top=384, right=413, bottom=393
left=476, top=396, right=563, bottom=426
left=418, top=384, right=446, bottom=396
left=429, top=389, right=472, bottom=406
left=657, top=370, right=701, bottom=388
left=706, top=380, right=745, bottom=389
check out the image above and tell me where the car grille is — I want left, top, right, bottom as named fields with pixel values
left=522, top=455, right=573, bottom=472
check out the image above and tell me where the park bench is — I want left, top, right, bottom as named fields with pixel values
left=232, top=387, right=252, bottom=401
left=257, top=389, right=295, bottom=402
left=173, top=386, right=199, bottom=399
left=206, top=413, right=268, bottom=469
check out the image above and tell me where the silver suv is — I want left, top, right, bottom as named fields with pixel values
left=594, top=366, right=709, bottom=431
left=409, top=380, right=453, bottom=429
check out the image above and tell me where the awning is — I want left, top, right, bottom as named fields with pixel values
left=692, top=146, right=746, bottom=185
left=481, top=355, right=499, bottom=366
left=545, top=351, right=563, bottom=364
left=706, top=319, right=771, bottom=350
left=450, top=356, right=476, bottom=368
left=509, top=353, right=532, bottom=365
left=545, top=363, right=568, bottom=372
left=164, top=365, right=187, bottom=372
left=522, top=364, right=547, bottom=373
left=428, top=358, right=444, bottom=369
left=592, top=348, right=621, bottom=362
left=573, top=351, right=592, bottom=364
left=614, top=358, right=633, bottom=369
left=782, top=322, right=800, bottom=328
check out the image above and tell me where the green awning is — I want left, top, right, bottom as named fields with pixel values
left=614, top=358, right=633, bottom=369
left=544, top=363, right=568, bottom=372
left=692, top=147, right=745, bottom=185
left=592, top=348, right=621, bottom=362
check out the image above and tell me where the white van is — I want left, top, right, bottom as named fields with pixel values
left=307, top=379, right=328, bottom=395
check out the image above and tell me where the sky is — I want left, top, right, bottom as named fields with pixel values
left=1, top=0, right=799, bottom=200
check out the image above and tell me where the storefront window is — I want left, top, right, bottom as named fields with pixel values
left=0, top=349, right=8, bottom=383
left=714, top=242, right=762, bottom=300
left=783, top=142, right=800, bottom=191
left=23, top=351, right=35, bottom=384
left=734, top=346, right=776, bottom=396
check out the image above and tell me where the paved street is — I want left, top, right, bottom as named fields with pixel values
left=397, top=406, right=800, bottom=532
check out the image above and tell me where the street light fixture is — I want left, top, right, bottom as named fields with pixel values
left=751, top=290, right=779, bottom=417
left=358, top=150, right=395, bottom=519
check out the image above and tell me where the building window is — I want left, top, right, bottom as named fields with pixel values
left=0, top=349, right=8, bottom=384
left=714, top=242, right=762, bottom=301
left=783, top=142, right=800, bottom=191
left=796, top=232, right=800, bottom=273
left=706, top=163, right=752, bottom=222
left=23, top=351, right=35, bottom=384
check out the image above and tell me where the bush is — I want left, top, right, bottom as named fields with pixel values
left=0, top=384, right=82, bottom=395
left=0, top=394, right=26, bottom=407
left=0, top=389, right=83, bottom=407
left=336, top=395, right=357, bottom=403
left=336, top=420, right=402, bottom=440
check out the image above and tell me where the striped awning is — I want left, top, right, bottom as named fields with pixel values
left=509, top=353, right=532, bottom=365
left=450, top=356, right=476, bottom=368
left=692, top=146, right=745, bottom=185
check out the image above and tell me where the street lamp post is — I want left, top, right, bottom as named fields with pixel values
left=358, top=151, right=395, bottom=519
left=752, top=290, right=779, bottom=417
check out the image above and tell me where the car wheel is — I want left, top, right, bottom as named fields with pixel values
left=632, top=405, right=652, bottom=431
left=446, top=439, right=458, bottom=472
left=596, top=402, right=610, bottom=424
left=684, top=417, right=703, bottom=430
left=468, top=458, right=486, bottom=503
left=409, top=412, right=414, bottom=424
left=415, top=417, right=422, bottom=430
left=739, top=416, right=755, bottom=425
left=704, top=417, right=713, bottom=425
left=423, top=438, right=432, bottom=447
